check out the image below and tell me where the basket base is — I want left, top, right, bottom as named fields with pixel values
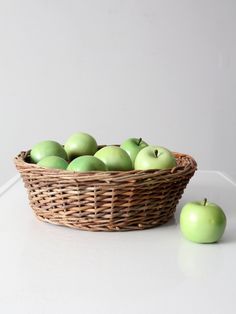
left=34, top=211, right=175, bottom=232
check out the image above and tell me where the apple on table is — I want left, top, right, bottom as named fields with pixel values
left=180, top=198, right=227, bottom=243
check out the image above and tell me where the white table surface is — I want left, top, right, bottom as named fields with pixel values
left=0, top=171, right=236, bottom=314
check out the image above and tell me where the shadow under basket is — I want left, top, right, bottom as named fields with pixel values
left=14, top=150, right=197, bottom=231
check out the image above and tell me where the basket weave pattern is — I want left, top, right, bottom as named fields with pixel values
left=15, top=150, right=197, bottom=231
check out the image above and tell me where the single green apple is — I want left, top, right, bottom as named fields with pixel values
left=67, top=155, right=107, bottom=172
left=180, top=199, right=227, bottom=243
left=64, top=132, right=97, bottom=160
left=94, top=146, right=133, bottom=171
left=37, top=156, right=68, bottom=170
left=30, top=140, right=67, bottom=163
left=134, top=145, right=176, bottom=170
left=120, top=137, right=148, bottom=166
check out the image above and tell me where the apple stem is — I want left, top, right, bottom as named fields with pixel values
left=203, top=198, right=207, bottom=206
left=138, top=138, right=142, bottom=146
left=154, top=149, right=159, bottom=158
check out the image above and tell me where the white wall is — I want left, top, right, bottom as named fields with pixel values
left=0, top=0, right=235, bottom=185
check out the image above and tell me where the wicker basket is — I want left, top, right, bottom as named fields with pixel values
left=14, top=148, right=197, bottom=231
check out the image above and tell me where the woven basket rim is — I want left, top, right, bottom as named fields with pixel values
left=14, top=149, right=197, bottom=182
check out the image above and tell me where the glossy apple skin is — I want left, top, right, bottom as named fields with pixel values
left=67, top=155, right=107, bottom=172
left=180, top=201, right=227, bottom=243
left=120, top=138, right=148, bottom=166
left=30, top=140, right=68, bottom=163
left=134, top=145, right=176, bottom=170
left=94, top=146, right=133, bottom=171
left=37, top=156, right=68, bottom=170
left=64, top=132, right=97, bottom=161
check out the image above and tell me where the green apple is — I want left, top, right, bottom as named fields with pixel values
left=180, top=199, right=227, bottom=243
left=134, top=145, right=176, bottom=170
left=37, top=156, right=68, bottom=170
left=94, top=146, right=133, bottom=171
left=67, top=155, right=107, bottom=172
left=30, top=140, right=67, bottom=163
left=120, top=137, right=148, bottom=166
left=64, top=132, right=97, bottom=160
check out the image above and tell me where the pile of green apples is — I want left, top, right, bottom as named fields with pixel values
left=30, top=132, right=177, bottom=172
